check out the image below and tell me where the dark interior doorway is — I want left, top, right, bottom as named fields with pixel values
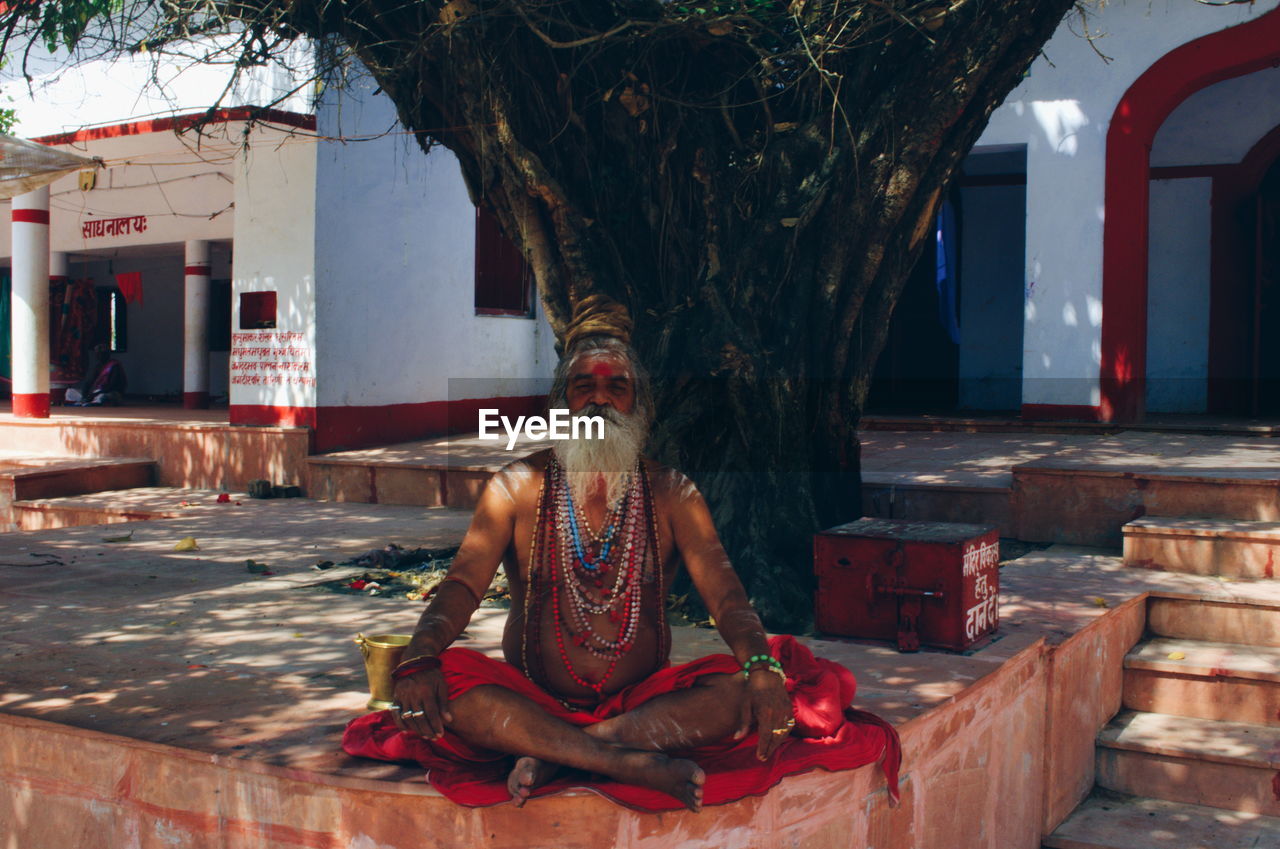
left=867, top=147, right=1027, bottom=415
left=1252, top=158, right=1280, bottom=414
left=867, top=228, right=961, bottom=412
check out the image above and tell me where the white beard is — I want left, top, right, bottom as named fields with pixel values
left=553, top=404, right=648, bottom=507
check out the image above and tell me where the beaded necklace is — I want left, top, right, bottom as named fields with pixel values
left=521, top=455, right=667, bottom=697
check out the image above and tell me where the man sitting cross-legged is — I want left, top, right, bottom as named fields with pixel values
left=342, top=296, right=899, bottom=813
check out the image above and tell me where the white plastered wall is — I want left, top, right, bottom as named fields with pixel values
left=974, top=0, right=1280, bottom=408
left=230, top=127, right=319, bottom=410
left=312, top=71, right=556, bottom=414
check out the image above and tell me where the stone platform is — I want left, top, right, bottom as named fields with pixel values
left=303, top=428, right=1280, bottom=548
left=3, top=499, right=1279, bottom=847
left=860, top=430, right=1280, bottom=546
left=0, top=402, right=310, bottom=493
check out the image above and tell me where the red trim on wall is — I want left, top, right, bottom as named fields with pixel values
left=1020, top=403, right=1104, bottom=422
left=184, top=265, right=211, bottom=276
left=12, top=393, right=51, bottom=418
left=33, top=107, right=316, bottom=147
left=11, top=209, right=49, bottom=224
left=229, top=404, right=318, bottom=431
left=228, top=395, right=549, bottom=453
left=183, top=392, right=211, bottom=410
left=311, top=395, right=548, bottom=453
left=1102, top=9, right=1280, bottom=423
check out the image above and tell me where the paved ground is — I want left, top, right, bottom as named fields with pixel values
left=2, top=497, right=1278, bottom=791
left=858, top=431, right=1103, bottom=488
left=859, top=429, right=1280, bottom=488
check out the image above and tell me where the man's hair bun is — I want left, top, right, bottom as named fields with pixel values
left=564, top=294, right=634, bottom=353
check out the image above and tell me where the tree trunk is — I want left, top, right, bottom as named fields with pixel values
left=299, top=0, right=1077, bottom=629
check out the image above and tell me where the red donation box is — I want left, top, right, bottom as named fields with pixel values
left=814, top=518, right=1000, bottom=652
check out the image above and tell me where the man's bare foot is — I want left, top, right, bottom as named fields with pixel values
left=507, top=756, right=559, bottom=807
left=618, top=751, right=706, bottom=813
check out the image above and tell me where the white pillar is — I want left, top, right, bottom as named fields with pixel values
left=11, top=187, right=50, bottom=418
left=183, top=240, right=211, bottom=409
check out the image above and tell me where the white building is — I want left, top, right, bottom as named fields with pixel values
left=876, top=0, right=1280, bottom=422
left=0, top=40, right=555, bottom=451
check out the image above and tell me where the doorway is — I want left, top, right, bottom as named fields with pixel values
left=1252, top=158, right=1280, bottom=414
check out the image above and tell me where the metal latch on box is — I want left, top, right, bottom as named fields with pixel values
left=872, top=544, right=945, bottom=653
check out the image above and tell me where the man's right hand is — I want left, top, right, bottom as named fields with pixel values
left=391, top=669, right=452, bottom=740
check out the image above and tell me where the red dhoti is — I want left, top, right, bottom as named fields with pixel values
left=341, top=634, right=900, bottom=811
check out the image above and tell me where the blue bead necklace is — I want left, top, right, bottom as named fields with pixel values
left=564, top=482, right=618, bottom=571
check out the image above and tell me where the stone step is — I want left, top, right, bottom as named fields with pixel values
left=305, top=434, right=545, bottom=510
left=1145, top=595, right=1280, bottom=647
left=1123, top=637, right=1280, bottom=726
left=1, top=457, right=156, bottom=531
left=306, top=460, right=493, bottom=509
left=860, top=481, right=1013, bottom=537
left=5, top=457, right=155, bottom=501
left=11, top=487, right=248, bottom=531
left=1043, top=792, right=1280, bottom=849
left=1096, top=710, right=1280, bottom=816
left=1124, top=516, right=1280, bottom=579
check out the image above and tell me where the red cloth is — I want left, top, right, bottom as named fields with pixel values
left=114, top=271, right=143, bottom=305
left=342, top=635, right=901, bottom=811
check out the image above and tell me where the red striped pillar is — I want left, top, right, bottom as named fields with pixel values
left=183, top=240, right=211, bottom=409
left=11, top=188, right=51, bottom=418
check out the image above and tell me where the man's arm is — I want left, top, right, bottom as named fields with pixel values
left=665, top=472, right=794, bottom=761
left=391, top=464, right=521, bottom=739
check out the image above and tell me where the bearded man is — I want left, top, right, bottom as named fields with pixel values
left=342, top=297, right=899, bottom=813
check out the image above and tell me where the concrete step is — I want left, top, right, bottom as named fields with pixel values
left=1096, top=710, right=1280, bottom=815
left=1124, top=516, right=1280, bottom=579
left=860, top=481, right=1013, bottom=537
left=11, top=487, right=248, bottom=531
left=4, top=457, right=155, bottom=501
left=1043, top=792, right=1280, bottom=849
left=306, top=433, right=544, bottom=510
left=1, top=457, right=156, bottom=531
left=1145, top=595, right=1280, bottom=647
left=1123, top=637, right=1280, bottom=726
left=306, top=459, right=494, bottom=509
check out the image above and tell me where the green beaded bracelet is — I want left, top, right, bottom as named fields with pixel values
left=742, top=654, right=784, bottom=677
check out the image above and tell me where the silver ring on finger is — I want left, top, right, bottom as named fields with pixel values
left=404, top=709, right=424, bottom=718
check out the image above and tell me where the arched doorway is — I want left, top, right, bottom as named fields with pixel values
left=1101, top=8, right=1280, bottom=422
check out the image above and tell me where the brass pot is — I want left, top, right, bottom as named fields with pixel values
left=354, top=633, right=412, bottom=711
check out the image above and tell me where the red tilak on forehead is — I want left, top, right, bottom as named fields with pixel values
left=590, top=362, right=617, bottom=378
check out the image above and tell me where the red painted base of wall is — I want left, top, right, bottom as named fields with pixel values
left=229, top=405, right=318, bottom=431
left=12, top=393, right=51, bottom=418
left=229, top=395, right=548, bottom=453
left=183, top=392, right=210, bottom=410
left=1021, top=403, right=1104, bottom=422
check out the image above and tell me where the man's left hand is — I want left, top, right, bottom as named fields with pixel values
left=734, top=671, right=795, bottom=761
